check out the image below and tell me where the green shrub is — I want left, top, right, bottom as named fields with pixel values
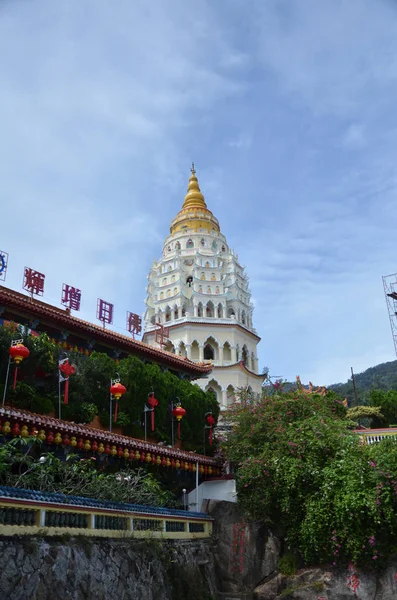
left=278, top=553, right=298, bottom=576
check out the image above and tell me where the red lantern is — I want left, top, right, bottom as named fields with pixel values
left=9, top=344, right=30, bottom=390
left=91, top=441, right=98, bottom=452
left=104, top=444, right=111, bottom=455
left=161, top=457, right=167, bottom=467
left=62, top=435, right=70, bottom=446
left=172, top=405, right=186, bottom=439
left=206, top=413, right=215, bottom=446
left=12, top=423, right=20, bottom=436
left=140, top=452, right=146, bottom=462
left=117, top=446, right=124, bottom=458
left=171, top=459, right=176, bottom=468
left=110, top=382, right=127, bottom=422
left=47, top=432, right=54, bottom=444
left=147, top=392, right=159, bottom=431
left=77, top=438, right=84, bottom=450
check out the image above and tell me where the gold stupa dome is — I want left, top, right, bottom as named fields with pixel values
left=170, top=164, right=220, bottom=234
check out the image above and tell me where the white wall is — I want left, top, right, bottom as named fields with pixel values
left=186, top=479, right=236, bottom=512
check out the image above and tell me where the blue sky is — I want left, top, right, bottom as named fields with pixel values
left=1, top=0, right=397, bottom=385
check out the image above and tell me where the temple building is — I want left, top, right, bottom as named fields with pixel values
left=143, top=166, right=264, bottom=408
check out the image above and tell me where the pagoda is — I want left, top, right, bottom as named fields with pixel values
left=143, top=165, right=264, bottom=408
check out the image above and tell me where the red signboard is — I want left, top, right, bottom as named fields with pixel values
left=97, top=298, right=114, bottom=326
left=23, top=267, right=45, bottom=297
left=62, top=284, right=81, bottom=311
left=126, top=311, right=142, bottom=338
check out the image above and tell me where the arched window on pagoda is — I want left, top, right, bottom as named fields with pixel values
left=175, top=241, right=181, bottom=251
left=204, top=344, right=214, bottom=361
left=206, top=301, right=214, bottom=317
left=217, top=303, right=223, bottom=318
left=186, top=239, right=194, bottom=248
left=197, top=302, right=203, bottom=317
left=165, top=306, right=171, bottom=322
left=173, top=305, right=179, bottom=320
left=181, top=304, right=187, bottom=317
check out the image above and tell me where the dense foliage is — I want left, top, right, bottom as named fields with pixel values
left=0, top=325, right=219, bottom=453
left=369, top=389, right=397, bottom=427
left=223, top=384, right=397, bottom=567
left=0, top=438, right=177, bottom=506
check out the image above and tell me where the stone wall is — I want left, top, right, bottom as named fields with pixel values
left=0, top=536, right=218, bottom=600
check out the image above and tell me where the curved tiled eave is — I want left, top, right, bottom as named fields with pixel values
left=0, top=285, right=212, bottom=378
left=0, top=406, right=220, bottom=469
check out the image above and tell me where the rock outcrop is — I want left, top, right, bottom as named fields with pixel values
left=0, top=536, right=218, bottom=600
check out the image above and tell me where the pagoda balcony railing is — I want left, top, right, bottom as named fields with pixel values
left=145, top=316, right=257, bottom=335
left=0, top=486, right=212, bottom=539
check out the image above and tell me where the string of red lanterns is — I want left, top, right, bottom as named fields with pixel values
left=0, top=418, right=220, bottom=475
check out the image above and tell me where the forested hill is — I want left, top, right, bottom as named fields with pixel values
left=329, top=360, right=397, bottom=405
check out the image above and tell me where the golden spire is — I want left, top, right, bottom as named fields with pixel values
left=169, top=164, right=220, bottom=234
left=182, top=163, right=207, bottom=210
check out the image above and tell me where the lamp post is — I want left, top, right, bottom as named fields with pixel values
left=3, top=339, right=30, bottom=406
left=109, top=376, right=126, bottom=432
left=144, top=392, right=159, bottom=441
left=182, top=488, right=187, bottom=511
left=170, top=398, right=186, bottom=447
left=203, top=412, right=215, bottom=455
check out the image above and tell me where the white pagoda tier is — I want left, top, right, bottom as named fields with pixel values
left=143, top=166, right=264, bottom=408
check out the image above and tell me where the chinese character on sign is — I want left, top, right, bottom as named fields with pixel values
left=126, top=311, right=142, bottom=338
left=155, top=322, right=169, bottom=347
left=0, top=250, right=9, bottom=282
left=97, top=298, right=114, bottom=326
left=23, top=267, right=45, bottom=297
left=61, top=284, right=82, bottom=311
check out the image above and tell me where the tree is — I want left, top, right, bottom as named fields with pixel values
left=0, top=327, right=219, bottom=453
left=223, top=385, right=397, bottom=566
left=370, top=389, right=397, bottom=427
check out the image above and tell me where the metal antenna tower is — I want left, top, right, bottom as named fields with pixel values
left=382, top=272, right=397, bottom=357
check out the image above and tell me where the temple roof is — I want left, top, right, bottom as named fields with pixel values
left=0, top=285, right=212, bottom=378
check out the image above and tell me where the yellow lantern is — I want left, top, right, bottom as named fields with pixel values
left=135, top=450, right=140, bottom=460
left=123, top=448, right=129, bottom=459
left=20, top=426, right=29, bottom=438
left=146, top=453, right=151, bottom=463
left=38, top=429, right=46, bottom=441
left=166, top=458, right=171, bottom=467
left=199, top=465, right=204, bottom=474
left=70, top=436, right=77, bottom=447
left=111, top=445, right=117, bottom=456
left=84, top=440, right=91, bottom=451
left=54, top=433, right=62, bottom=445
left=192, top=464, right=196, bottom=472
left=98, top=443, right=105, bottom=453
left=208, top=467, right=212, bottom=475
left=175, top=460, right=180, bottom=469
left=156, top=456, right=161, bottom=465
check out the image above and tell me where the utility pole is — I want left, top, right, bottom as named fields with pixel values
left=351, top=367, right=359, bottom=406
